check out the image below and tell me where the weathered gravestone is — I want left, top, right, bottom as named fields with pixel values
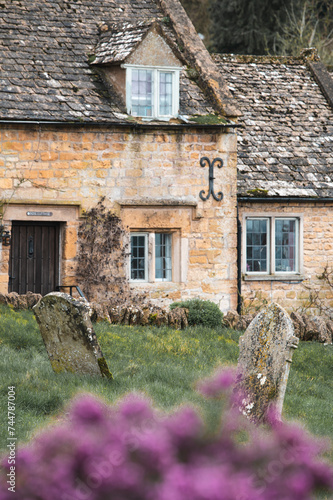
left=236, top=302, right=298, bottom=422
left=33, top=292, right=112, bottom=378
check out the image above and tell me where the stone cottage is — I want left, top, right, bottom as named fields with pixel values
left=1, top=0, right=333, bottom=316
left=214, top=51, right=333, bottom=313
left=0, top=0, right=240, bottom=311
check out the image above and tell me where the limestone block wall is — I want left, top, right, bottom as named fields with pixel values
left=239, top=201, right=333, bottom=314
left=0, top=123, right=238, bottom=311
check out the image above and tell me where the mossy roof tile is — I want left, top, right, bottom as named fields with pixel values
left=214, top=53, right=333, bottom=198
left=0, top=0, right=235, bottom=125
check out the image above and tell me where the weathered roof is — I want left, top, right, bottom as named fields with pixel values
left=0, top=0, right=236, bottom=124
left=214, top=52, right=333, bottom=198
left=93, top=21, right=153, bottom=65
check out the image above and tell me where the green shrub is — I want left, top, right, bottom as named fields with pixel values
left=170, top=298, right=223, bottom=328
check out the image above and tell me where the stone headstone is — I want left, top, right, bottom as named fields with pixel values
left=33, top=292, right=112, bottom=379
left=236, top=302, right=298, bottom=422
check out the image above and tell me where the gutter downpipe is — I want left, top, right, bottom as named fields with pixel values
left=236, top=202, right=242, bottom=315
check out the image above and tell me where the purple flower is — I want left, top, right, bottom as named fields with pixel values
left=0, top=377, right=331, bottom=500
left=197, top=367, right=236, bottom=397
left=70, top=394, right=106, bottom=425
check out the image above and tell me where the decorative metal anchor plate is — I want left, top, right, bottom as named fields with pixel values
left=199, top=157, right=223, bottom=202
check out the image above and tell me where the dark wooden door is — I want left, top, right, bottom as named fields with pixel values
left=9, top=222, right=60, bottom=295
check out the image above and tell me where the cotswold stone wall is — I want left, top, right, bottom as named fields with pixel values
left=239, top=201, right=333, bottom=314
left=0, top=123, right=238, bottom=312
left=223, top=309, right=333, bottom=344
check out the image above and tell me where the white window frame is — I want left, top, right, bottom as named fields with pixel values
left=243, top=214, right=303, bottom=279
left=155, top=232, right=172, bottom=282
left=130, top=231, right=173, bottom=283
left=130, top=232, right=148, bottom=282
left=123, top=64, right=180, bottom=119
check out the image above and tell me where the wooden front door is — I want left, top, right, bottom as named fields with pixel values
left=9, top=222, right=60, bottom=295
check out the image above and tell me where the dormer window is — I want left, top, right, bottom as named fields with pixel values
left=91, top=22, right=183, bottom=120
left=124, top=65, right=180, bottom=119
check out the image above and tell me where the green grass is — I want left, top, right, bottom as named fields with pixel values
left=0, top=304, right=332, bottom=464
left=284, top=341, right=333, bottom=440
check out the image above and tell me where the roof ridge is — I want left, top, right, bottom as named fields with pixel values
left=214, top=48, right=333, bottom=111
left=214, top=50, right=321, bottom=66
left=157, top=0, right=241, bottom=118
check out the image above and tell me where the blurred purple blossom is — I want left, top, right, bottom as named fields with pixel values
left=197, top=367, right=236, bottom=397
left=0, top=368, right=332, bottom=500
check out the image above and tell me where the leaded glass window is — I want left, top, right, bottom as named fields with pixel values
left=130, top=232, right=172, bottom=282
left=159, top=72, right=173, bottom=116
left=246, top=219, right=268, bottom=272
left=155, top=233, right=172, bottom=280
left=131, top=69, right=153, bottom=117
left=126, top=66, right=180, bottom=118
left=131, top=234, right=147, bottom=280
left=275, top=219, right=296, bottom=272
left=245, top=217, right=300, bottom=275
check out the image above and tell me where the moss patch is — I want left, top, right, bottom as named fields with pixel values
left=51, top=359, right=72, bottom=374
left=246, top=188, right=269, bottom=197
left=189, top=114, right=229, bottom=125
left=149, top=313, right=158, bottom=324
left=186, top=68, right=200, bottom=81
left=98, top=357, right=113, bottom=379
left=87, top=53, right=96, bottom=64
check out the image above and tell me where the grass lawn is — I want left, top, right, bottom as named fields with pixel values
left=0, top=304, right=332, bottom=464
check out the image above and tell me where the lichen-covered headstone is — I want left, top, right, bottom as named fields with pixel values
left=236, top=302, right=298, bottom=422
left=33, top=292, right=112, bottom=378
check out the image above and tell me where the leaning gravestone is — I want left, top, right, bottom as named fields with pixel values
left=33, top=292, right=112, bottom=379
left=236, top=302, right=298, bottom=422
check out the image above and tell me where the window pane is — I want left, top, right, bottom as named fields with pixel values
left=155, top=233, right=172, bottom=281
left=253, top=233, right=260, bottom=246
left=246, top=219, right=267, bottom=272
left=131, top=235, right=146, bottom=280
left=159, top=72, right=172, bottom=116
left=131, top=70, right=153, bottom=117
left=253, top=220, right=260, bottom=233
left=275, top=219, right=296, bottom=272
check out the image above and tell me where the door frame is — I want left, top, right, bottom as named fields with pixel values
left=9, top=221, right=61, bottom=295
left=1, top=203, right=80, bottom=297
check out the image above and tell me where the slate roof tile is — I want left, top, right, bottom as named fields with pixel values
left=93, top=22, right=152, bottom=65
left=214, top=53, right=333, bottom=198
left=0, top=0, right=227, bottom=124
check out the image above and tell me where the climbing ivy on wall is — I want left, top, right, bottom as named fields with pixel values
left=76, top=198, right=130, bottom=302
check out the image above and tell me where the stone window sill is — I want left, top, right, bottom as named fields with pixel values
left=243, top=274, right=305, bottom=282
